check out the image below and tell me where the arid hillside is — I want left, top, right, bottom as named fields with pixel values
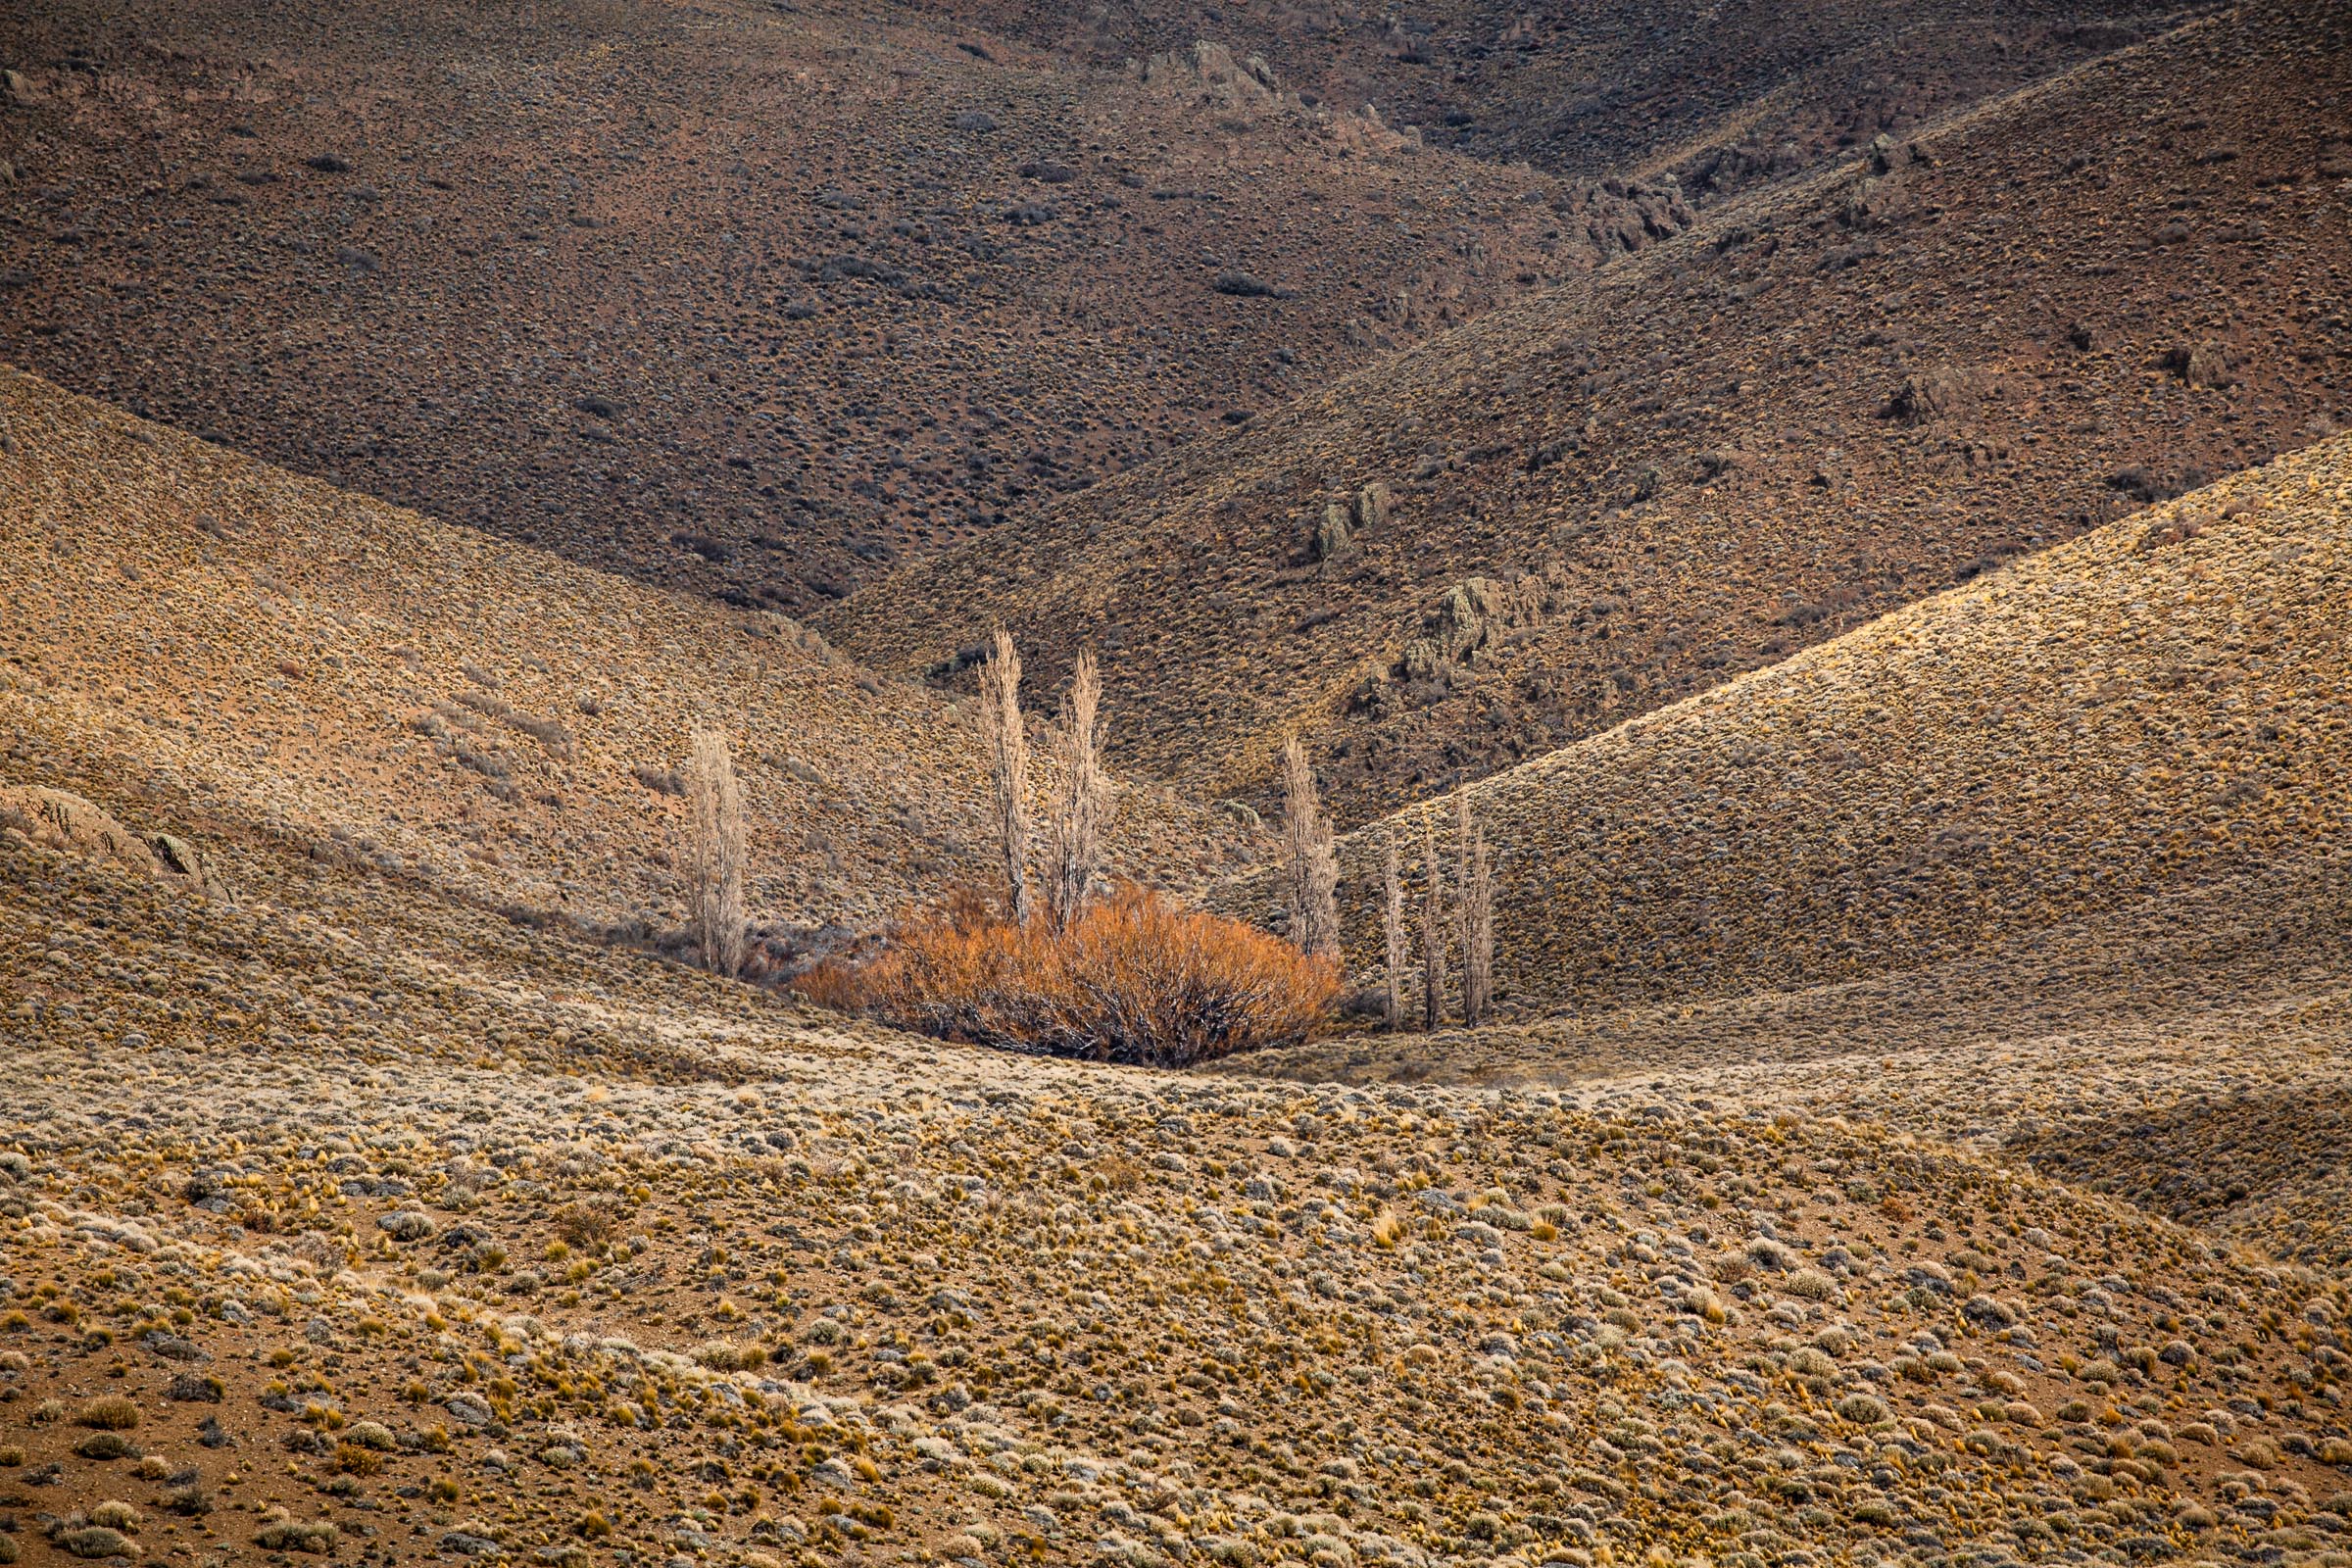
left=922, top=0, right=2190, bottom=196
left=1279, top=436, right=2352, bottom=1016
left=0, top=0, right=1694, bottom=612
left=8, top=0, right=2352, bottom=1555
left=1215, top=437, right=2352, bottom=1260
left=5, top=799, right=2350, bottom=1568
left=0, top=366, right=1261, bottom=940
left=822, top=0, right=2352, bottom=822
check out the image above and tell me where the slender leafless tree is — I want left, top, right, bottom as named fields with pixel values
left=980, top=628, right=1035, bottom=926
left=1419, top=814, right=1446, bottom=1029
left=1456, top=794, right=1494, bottom=1024
left=1046, top=649, right=1110, bottom=931
left=684, top=726, right=747, bottom=978
left=1382, top=829, right=1407, bottom=1030
left=1280, top=735, right=1341, bottom=958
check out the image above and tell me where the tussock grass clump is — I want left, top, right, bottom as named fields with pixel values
left=802, top=886, right=1338, bottom=1066
left=77, top=1395, right=140, bottom=1430
left=48, top=1524, right=133, bottom=1560
left=255, top=1510, right=338, bottom=1554
left=690, top=1339, right=764, bottom=1371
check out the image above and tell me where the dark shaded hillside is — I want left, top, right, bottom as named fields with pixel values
left=0, top=0, right=1681, bottom=611
left=911, top=0, right=2195, bottom=197
left=823, top=0, right=2352, bottom=822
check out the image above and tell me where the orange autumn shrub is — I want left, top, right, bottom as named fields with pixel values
left=798, top=885, right=1339, bottom=1066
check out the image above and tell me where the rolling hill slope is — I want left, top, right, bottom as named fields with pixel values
left=1213, top=436, right=2352, bottom=1263
left=822, top=0, right=2352, bottom=822
left=1274, top=433, right=2352, bottom=1015
left=921, top=0, right=2192, bottom=196
left=0, top=0, right=1689, bottom=612
left=0, top=366, right=1260, bottom=939
left=5, top=806, right=2351, bottom=1566
left=10, top=0, right=2352, bottom=1554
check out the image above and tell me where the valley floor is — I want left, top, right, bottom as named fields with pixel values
left=2, top=821, right=2348, bottom=1568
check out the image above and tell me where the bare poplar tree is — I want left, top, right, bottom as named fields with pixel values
left=684, top=726, right=747, bottom=978
left=1280, top=735, right=1341, bottom=958
left=1456, top=794, right=1494, bottom=1024
left=1046, top=648, right=1109, bottom=931
left=1382, top=829, right=1407, bottom=1030
left=980, top=628, right=1035, bottom=926
left=1419, top=814, right=1446, bottom=1029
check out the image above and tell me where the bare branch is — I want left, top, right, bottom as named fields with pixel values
left=1047, top=648, right=1110, bottom=931
left=1419, top=813, right=1446, bottom=1030
left=1457, top=794, right=1494, bottom=1025
left=1382, top=829, right=1407, bottom=1030
left=980, top=627, right=1034, bottom=926
left=1280, top=735, right=1341, bottom=958
left=683, top=726, right=747, bottom=978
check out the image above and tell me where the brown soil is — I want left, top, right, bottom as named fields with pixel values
left=0, top=0, right=1686, bottom=614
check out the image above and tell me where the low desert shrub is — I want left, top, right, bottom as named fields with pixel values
left=800, top=886, right=1338, bottom=1065
left=77, top=1396, right=140, bottom=1430
left=255, top=1509, right=338, bottom=1554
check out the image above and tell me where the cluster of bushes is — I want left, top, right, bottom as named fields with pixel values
left=678, top=627, right=1487, bottom=1063
left=800, top=885, right=1337, bottom=1067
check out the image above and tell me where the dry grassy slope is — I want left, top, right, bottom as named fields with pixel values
left=1213, top=445, right=2352, bottom=1270
left=821, top=0, right=2352, bottom=823
left=1268, top=436, right=2352, bottom=1014
left=0, top=0, right=1688, bottom=614
left=0, top=366, right=1260, bottom=934
left=4, top=823, right=2350, bottom=1568
left=920, top=0, right=2189, bottom=197
left=1220, top=858, right=2352, bottom=1266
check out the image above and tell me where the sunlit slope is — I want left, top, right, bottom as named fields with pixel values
left=0, top=367, right=1254, bottom=931
left=1299, top=436, right=2352, bottom=1015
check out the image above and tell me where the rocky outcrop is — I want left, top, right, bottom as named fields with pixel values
left=1136, top=39, right=1425, bottom=154
left=0, top=784, right=237, bottom=897
left=0, top=786, right=162, bottom=875
left=1310, top=481, right=1393, bottom=562
left=1397, top=570, right=1557, bottom=681
left=1138, top=41, right=1282, bottom=109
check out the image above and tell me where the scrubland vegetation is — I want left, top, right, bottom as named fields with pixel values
left=2, top=0, right=2349, bottom=1561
